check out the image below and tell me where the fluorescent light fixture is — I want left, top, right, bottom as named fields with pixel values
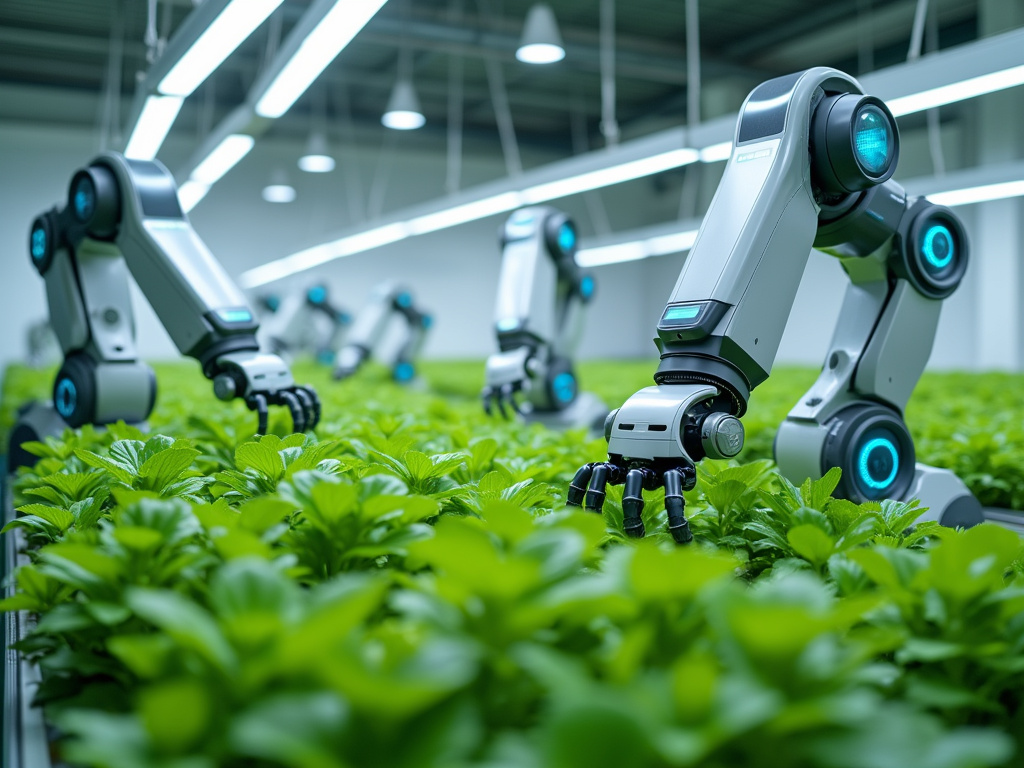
left=124, top=95, right=184, bottom=160
left=517, top=43, right=565, bottom=64
left=382, top=109, right=427, bottom=130
left=522, top=147, right=700, bottom=204
left=262, top=184, right=297, bottom=203
left=928, top=179, right=1024, bottom=207
left=255, top=0, right=389, bottom=118
left=298, top=154, right=336, bottom=172
left=577, top=228, right=699, bottom=268
left=159, top=0, right=285, bottom=97
left=886, top=63, right=1024, bottom=117
left=177, top=180, right=210, bottom=213
left=407, top=192, right=523, bottom=235
left=241, top=222, right=409, bottom=287
left=699, top=141, right=732, bottom=163
left=191, top=134, right=255, bottom=185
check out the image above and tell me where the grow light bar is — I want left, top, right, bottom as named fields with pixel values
left=191, top=134, right=255, bottom=186
left=239, top=28, right=1024, bottom=286
left=927, top=179, right=1024, bottom=207
left=123, top=0, right=283, bottom=162
left=255, top=0, right=388, bottom=118
left=159, top=0, right=285, bottom=97
left=124, top=95, right=183, bottom=161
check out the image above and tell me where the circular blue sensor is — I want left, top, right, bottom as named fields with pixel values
left=394, top=362, right=415, bottom=382
left=73, top=178, right=96, bottom=221
left=552, top=372, right=576, bottom=404
left=857, top=436, right=899, bottom=491
left=31, top=226, right=47, bottom=260
left=307, top=286, right=327, bottom=305
left=396, top=292, right=412, bottom=308
left=55, top=378, right=78, bottom=419
left=921, top=224, right=954, bottom=269
left=558, top=223, right=576, bottom=253
left=580, top=275, right=594, bottom=299
left=852, top=106, right=893, bottom=175
left=421, top=315, right=433, bottom=329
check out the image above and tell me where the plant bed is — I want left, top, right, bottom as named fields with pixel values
left=1, top=362, right=1023, bottom=768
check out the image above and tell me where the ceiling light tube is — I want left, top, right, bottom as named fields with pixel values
left=255, top=0, right=389, bottom=118
left=159, top=0, right=285, bottom=97
left=521, top=147, right=699, bottom=203
left=191, top=134, right=255, bottom=185
left=407, top=192, right=524, bottom=236
left=178, top=180, right=211, bottom=213
left=124, top=95, right=184, bottom=161
left=927, top=179, right=1024, bottom=207
left=886, top=63, right=1024, bottom=117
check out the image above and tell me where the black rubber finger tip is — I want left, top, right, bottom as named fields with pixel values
left=624, top=522, right=645, bottom=538
left=669, top=524, right=693, bottom=545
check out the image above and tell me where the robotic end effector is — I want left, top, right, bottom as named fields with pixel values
left=482, top=207, right=603, bottom=428
left=21, top=153, right=320, bottom=444
left=567, top=68, right=907, bottom=542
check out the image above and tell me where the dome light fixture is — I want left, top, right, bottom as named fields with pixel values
left=382, top=78, right=425, bottom=130
left=262, top=168, right=296, bottom=203
left=516, top=3, right=565, bottom=64
left=298, top=131, right=336, bottom=173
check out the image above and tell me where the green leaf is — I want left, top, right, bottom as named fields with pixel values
left=787, top=524, right=836, bottom=569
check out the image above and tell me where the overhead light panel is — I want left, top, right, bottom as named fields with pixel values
left=124, top=95, right=184, bottom=161
left=159, top=0, right=285, bottom=97
left=577, top=229, right=699, bottom=268
left=191, top=134, right=255, bottom=185
left=886, top=63, right=1024, bottom=117
left=516, top=3, right=565, bottom=64
left=407, top=192, right=523, bottom=235
left=382, top=79, right=426, bottom=130
left=178, top=180, right=211, bottom=213
left=927, top=179, right=1024, bottom=207
left=255, top=0, right=389, bottom=118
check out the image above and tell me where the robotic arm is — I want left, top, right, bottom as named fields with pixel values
left=333, top=282, right=432, bottom=383
left=482, top=207, right=607, bottom=430
left=262, top=284, right=351, bottom=364
left=566, top=67, right=912, bottom=542
left=22, top=152, right=319, bottom=438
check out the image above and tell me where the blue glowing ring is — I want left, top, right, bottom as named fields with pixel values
left=921, top=224, right=954, bottom=269
left=31, top=226, right=47, bottom=260
left=307, top=286, right=327, bottom=305
left=552, top=372, right=576, bottom=404
left=857, top=437, right=899, bottom=491
left=853, top=107, right=892, bottom=175
left=394, top=362, right=415, bottom=382
left=55, top=378, right=78, bottom=419
left=396, top=293, right=412, bottom=308
left=558, top=223, right=577, bottom=253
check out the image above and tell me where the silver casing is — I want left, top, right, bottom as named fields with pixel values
left=609, top=68, right=861, bottom=463
left=485, top=206, right=605, bottom=427
left=333, top=281, right=429, bottom=380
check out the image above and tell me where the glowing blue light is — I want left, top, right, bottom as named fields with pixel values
left=396, top=292, right=412, bottom=308
left=422, top=315, right=433, bottom=329
left=316, top=350, right=335, bottom=365
left=552, top=372, right=576, bottom=404
left=307, top=286, right=327, bottom=305
left=74, top=180, right=94, bottom=220
left=857, top=437, right=899, bottom=491
left=55, top=378, right=77, bottom=419
left=853, top=107, right=892, bottom=174
left=496, top=318, right=519, bottom=332
left=217, top=308, right=253, bottom=323
left=394, top=362, right=415, bottom=382
left=921, top=224, right=954, bottom=269
left=580, top=275, right=594, bottom=299
left=558, top=223, right=576, bottom=253
left=31, top=227, right=46, bottom=260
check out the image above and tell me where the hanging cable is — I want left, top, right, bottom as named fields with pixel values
left=599, top=0, right=619, bottom=147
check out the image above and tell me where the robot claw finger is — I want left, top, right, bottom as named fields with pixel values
left=566, top=66, right=983, bottom=542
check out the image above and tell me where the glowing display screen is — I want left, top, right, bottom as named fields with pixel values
left=31, top=227, right=46, bottom=259
left=662, top=304, right=702, bottom=323
left=216, top=308, right=253, bottom=324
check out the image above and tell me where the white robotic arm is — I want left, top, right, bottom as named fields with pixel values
left=13, top=152, right=319, bottom=465
left=566, top=67, right=910, bottom=542
left=482, top=207, right=606, bottom=430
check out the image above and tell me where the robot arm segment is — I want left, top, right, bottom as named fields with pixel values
left=29, top=153, right=319, bottom=435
